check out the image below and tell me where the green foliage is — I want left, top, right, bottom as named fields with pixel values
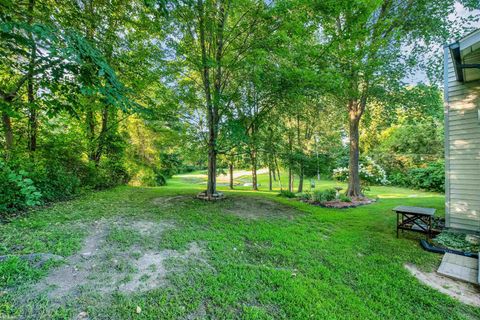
left=312, top=188, right=336, bottom=203
left=433, top=231, right=479, bottom=253
left=0, top=256, right=44, bottom=288
left=25, top=162, right=80, bottom=203
left=158, top=153, right=182, bottom=178
left=296, top=192, right=311, bottom=201
left=0, top=160, right=42, bottom=215
left=154, top=171, right=167, bottom=186
left=406, top=160, right=445, bottom=192
left=339, top=194, right=351, bottom=203
left=278, top=190, right=296, bottom=198
left=83, top=161, right=130, bottom=190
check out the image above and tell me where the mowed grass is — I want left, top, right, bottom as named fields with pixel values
left=0, top=171, right=476, bottom=319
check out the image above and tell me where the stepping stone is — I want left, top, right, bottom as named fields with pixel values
left=437, top=253, right=479, bottom=285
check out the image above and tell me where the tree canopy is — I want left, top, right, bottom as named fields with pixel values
left=0, top=0, right=478, bottom=212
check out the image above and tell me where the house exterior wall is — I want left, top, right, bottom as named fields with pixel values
left=444, top=46, right=480, bottom=232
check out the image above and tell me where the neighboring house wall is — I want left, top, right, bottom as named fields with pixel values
left=444, top=45, right=480, bottom=232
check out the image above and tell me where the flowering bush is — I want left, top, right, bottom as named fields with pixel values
left=333, top=157, right=388, bottom=186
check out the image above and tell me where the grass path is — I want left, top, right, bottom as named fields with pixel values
left=0, top=172, right=477, bottom=319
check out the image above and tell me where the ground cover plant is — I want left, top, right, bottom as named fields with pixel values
left=1, top=171, right=478, bottom=319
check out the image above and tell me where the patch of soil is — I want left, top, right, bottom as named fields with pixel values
left=152, top=195, right=193, bottom=207
left=305, top=197, right=376, bottom=209
left=223, top=197, right=301, bottom=220
left=405, top=263, right=480, bottom=307
left=24, top=218, right=210, bottom=309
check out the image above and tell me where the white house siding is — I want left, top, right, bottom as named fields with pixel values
left=445, top=47, right=480, bottom=232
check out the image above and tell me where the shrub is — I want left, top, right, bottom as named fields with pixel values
left=333, top=157, right=388, bottom=186
left=27, top=162, right=80, bottom=202
left=153, top=169, right=167, bottom=186
left=296, top=192, right=311, bottom=201
left=339, top=194, right=351, bottom=202
left=278, top=190, right=296, bottom=198
left=0, top=160, right=42, bottom=215
left=312, top=189, right=336, bottom=202
left=407, top=160, right=444, bottom=192
left=83, top=161, right=130, bottom=190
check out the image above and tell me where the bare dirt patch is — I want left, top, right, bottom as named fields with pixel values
left=223, top=197, right=301, bottom=220
left=24, top=218, right=210, bottom=309
left=152, top=195, right=193, bottom=208
left=405, top=263, right=480, bottom=307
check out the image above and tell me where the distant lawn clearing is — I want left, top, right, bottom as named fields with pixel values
left=0, top=171, right=478, bottom=319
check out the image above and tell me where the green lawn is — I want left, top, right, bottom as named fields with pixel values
left=0, top=171, right=477, bottom=319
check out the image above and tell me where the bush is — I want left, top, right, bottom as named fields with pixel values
left=333, top=157, right=388, bottom=186
left=312, top=189, right=336, bottom=202
left=278, top=190, right=296, bottom=198
left=153, top=169, right=167, bottom=186
left=27, top=162, right=80, bottom=202
left=82, top=161, right=130, bottom=190
left=0, top=160, right=42, bottom=215
left=407, top=160, right=444, bottom=192
left=296, top=192, right=311, bottom=201
left=339, top=194, right=351, bottom=202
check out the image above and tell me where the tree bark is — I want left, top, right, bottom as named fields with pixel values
left=288, top=132, right=294, bottom=192
left=250, top=149, right=258, bottom=190
left=346, top=100, right=364, bottom=197
left=268, top=165, right=272, bottom=191
left=296, top=114, right=303, bottom=193
left=274, top=156, right=282, bottom=190
left=86, top=109, right=96, bottom=162
left=229, top=162, right=234, bottom=189
left=297, top=162, right=304, bottom=193
left=288, top=167, right=293, bottom=192
left=27, top=0, right=37, bottom=152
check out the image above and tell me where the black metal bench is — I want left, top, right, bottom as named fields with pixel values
left=393, top=206, right=436, bottom=238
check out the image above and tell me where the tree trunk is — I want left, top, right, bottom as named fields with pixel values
left=297, top=162, right=304, bottom=193
left=86, top=109, right=96, bottom=162
left=288, top=132, right=294, bottom=192
left=27, top=106, right=37, bottom=152
left=346, top=102, right=363, bottom=197
left=274, top=156, right=282, bottom=190
left=229, top=162, right=234, bottom=190
left=250, top=149, right=258, bottom=190
left=27, top=0, right=37, bottom=153
left=2, top=112, right=13, bottom=154
left=207, top=136, right=217, bottom=196
left=296, top=114, right=303, bottom=193
left=288, top=166, right=293, bottom=192
left=268, top=165, right=272, bottom=191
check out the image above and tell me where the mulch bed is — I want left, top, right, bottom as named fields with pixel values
left=303, top=198, right=376, bottom=209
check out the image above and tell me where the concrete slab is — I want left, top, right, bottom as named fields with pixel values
left=437, top=253, right=479, bottom=285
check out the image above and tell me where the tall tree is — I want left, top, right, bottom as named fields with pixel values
left=315, top=0, right=461, bottom=197
left=164, top=0, right=277, bottom=199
